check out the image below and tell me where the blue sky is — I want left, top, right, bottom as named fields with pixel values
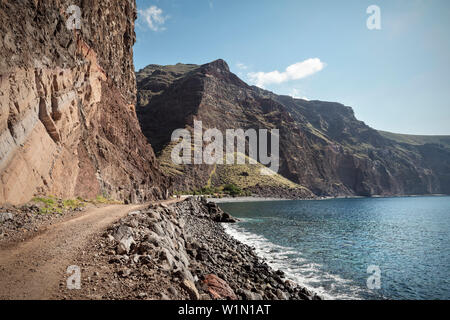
left=134, top=0, right=450, bottom=135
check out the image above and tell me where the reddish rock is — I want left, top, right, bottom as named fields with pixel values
left=0, top=0, right=170, bottom=205
left=202, top=274, right=237, bottom=300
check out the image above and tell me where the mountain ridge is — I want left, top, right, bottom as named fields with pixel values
left=136, top=59, right=450, bottom=197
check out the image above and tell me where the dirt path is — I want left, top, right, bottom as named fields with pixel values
left=0, top=199, right=181, bottom=300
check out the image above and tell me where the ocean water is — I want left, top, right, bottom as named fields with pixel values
left=219, top=196, right=450, bottom=300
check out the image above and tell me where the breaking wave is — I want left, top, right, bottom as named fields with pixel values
left=223, top=221, right=366, bottom=300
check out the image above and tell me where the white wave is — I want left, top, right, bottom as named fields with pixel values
left=222, top=222, right=366, bottom=300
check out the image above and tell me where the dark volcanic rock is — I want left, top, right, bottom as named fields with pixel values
left=207, top=201, right=238, bottom=222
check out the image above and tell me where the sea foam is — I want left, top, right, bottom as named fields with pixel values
left=222, top=220, right=366, bottom=300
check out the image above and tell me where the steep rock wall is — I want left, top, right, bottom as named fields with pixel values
left=0, top=0, right=169, bottom=204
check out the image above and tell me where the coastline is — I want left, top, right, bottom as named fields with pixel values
left=206, top=193, right=450, bottom=204
left=220, top=217, right=361, bottom=300
left=209, top=193, right=450, bottom=300
left=206, top=196, right=289, bottom=203
left=221, top=222, right=337, bottom=300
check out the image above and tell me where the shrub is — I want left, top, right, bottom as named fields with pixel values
left=223, top=184, right=243, bottom=196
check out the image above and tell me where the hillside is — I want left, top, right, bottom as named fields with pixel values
left=136, top=60, right=450, bottom=197
left=379, top=131, right=450, bottom=149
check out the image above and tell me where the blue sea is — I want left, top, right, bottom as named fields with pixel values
left=219, top=196, right=450, bottom=300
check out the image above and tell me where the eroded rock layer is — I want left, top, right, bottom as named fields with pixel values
left=0, top=0, right=169, bottom=204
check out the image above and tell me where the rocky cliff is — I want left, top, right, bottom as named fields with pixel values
left=0, top=0, right=169, bottom=205
left=136, top=59, right=450, bottom=197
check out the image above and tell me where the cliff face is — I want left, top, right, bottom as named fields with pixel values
left=0, top=0, right=169, bottom=205
left=136, top=59, right=450, bottom=197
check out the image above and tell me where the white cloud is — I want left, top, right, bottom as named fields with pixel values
left=138, top=6, right=168, bottom=32
left=248, top=58, right=325, bottom=88
left=236, top=62, right=248, bottom=70
left=290, top=89, right=309, bottom=101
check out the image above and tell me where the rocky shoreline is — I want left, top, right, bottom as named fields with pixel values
left=247, top=185, right=316, bottom=200
left=59, top=198, right=321, bottom=300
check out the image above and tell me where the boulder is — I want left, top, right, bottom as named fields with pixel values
left=212, top=212, right=238, bottom=223
left=147, top=210, right=161, bottom=220
left=0, top=212, right=14, bottom=223
left=202, top=274, right=237, bottom=300
left=112, top=225, right=133, bottom=241
left=117, top=236, right=135, bottom=255
left=181, top=279, right=200, bottom=300
left=276, top=288, right=289, bottom=300
left=150, top=223, right=165, bottom=237
left=145, top=233, right=162, bottom=247
left=240, top=289, right=263, bottom=300
left=126, top=219, right=139, bottom=228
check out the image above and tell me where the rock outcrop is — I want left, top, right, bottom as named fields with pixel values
left=136, top=60, right=450, bottom=197
left=0, top=0, right=169, bottom=204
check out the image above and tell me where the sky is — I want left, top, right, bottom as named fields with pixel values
left=134, top=0, right=450, bottom=135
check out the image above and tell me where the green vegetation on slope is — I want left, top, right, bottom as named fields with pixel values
left=31, top=196, right=86, bottom=214
left=213, top=155, right=301, bottom=190
left=379, top=131, right=450, bottom=148
left=160, top=142, right=311, bottom=194
left=31, top=195, right=122, bottom=214
left=175, top=184, right=251, bottom=197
